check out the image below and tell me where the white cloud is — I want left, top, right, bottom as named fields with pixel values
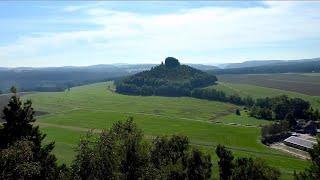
left=1, top=1, right=320, bottom=66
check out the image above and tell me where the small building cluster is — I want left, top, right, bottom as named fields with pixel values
left=284, top=136, right=317, bottom=151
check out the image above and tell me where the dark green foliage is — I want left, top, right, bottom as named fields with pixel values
left=231, top=158, right=281, bottom=180
left=294, top=136, right=320, bottom=180
left=285, top=113, right=297, bottom=129
left=261, top=121, right=290, bottom=144
left=243, top=96, right=255, bottom=107
left=71, top=132, right=101, bottom=179
left=165, top=57, right=180, bottom=68
left=253, top=95, right=319, bottom=144
left=0, top=140, right=41, bottom=179
left=0, top=92, right=65, bottom=179
left=250, top=95, right=312, bottom=121
left=151, top=135, right=189, bottom=168
left=0, top=95, right=37, bottom=148
left=72, top=119, right=213, bottom=180
left=186, top=149, right=212, bottom=180
left=235, top=109, right=241, bottom=116
left=191, top=88, right=227, bottom=102
left=71, top=118, right=151, bottom=180
left=249, top=105, right=273, bottom=120
left=216, top=145, right=234, bottom=180
left=111, top=118, right=150, bottom=179
left=151, top=135, right=190, bottom=179
left=191, top=88, right=250, bottom=106
left=116, top=57, right=217, bottom=97
left=216, top=144, right=280, bottom=180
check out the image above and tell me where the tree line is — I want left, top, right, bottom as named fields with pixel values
left=190, top=88, right=254, bottom=106
left=248, top=95, right=320, bottom=144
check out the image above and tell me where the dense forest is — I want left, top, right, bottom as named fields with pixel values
left=209, top=60, right=320, bottom=74
left=115, top=57, right=218, bottom=96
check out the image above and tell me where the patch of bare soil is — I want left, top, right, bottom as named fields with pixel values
left=270, top=142, right=310, bottom=160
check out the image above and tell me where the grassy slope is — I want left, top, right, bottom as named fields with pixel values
left=24, top=82, right=309, bottom=179
left=208, top=82, right=320, bottom=109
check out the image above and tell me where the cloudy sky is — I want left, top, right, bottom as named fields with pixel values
left=1, top=1, right=320, bottom=67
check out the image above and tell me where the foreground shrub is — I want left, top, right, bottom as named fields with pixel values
left=216, top=145, right=281, bottom=180
left=71, top=118, right=213, bottom=180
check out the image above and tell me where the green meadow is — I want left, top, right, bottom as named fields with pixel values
left=24, top=82, right=310, bottom=179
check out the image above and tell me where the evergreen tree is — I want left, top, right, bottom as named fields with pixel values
left=0, top=90, right=61, bottom=179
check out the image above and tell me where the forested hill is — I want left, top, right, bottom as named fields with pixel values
left=210, top=59, right=320, bottom=75
left=115, top=57, right=217, bottom=96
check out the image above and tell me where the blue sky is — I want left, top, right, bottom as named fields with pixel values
left=1, top=1, right=320, bottom=67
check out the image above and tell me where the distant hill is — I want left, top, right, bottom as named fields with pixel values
left=0, top=65, right=136, bottom=93
left=222, top=60, right=284, bottom=69
left=209, top=58, right=320, bottom=75
left=219, top=58, right=320, bottom=69
left=186, top=64, right=218, bottom=71
left=115, top=57, right=217, bottom=96
left=0, top=63, right=217, bottom=93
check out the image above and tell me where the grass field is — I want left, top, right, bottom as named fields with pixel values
left=22, top=82, right=310, bottom=179
left=217, top=73, right=320, bottom=96
left=207, top=82, right=320, bottom=109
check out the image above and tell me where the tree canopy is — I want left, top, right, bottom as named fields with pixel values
left=71, top=118, right=213, bottom=180
left=215, top=145, right=281, bottom=180
left=0, top=89, right=66, bottom=179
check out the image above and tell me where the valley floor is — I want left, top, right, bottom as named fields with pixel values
left=23, top=82, right=311, bottom=179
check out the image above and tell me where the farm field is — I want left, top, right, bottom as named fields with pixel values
left=217, top=73, right=320, bottom=96
left=21, top=82, right=310, bottom=179
left=207, top=82, right=320, bottom=109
